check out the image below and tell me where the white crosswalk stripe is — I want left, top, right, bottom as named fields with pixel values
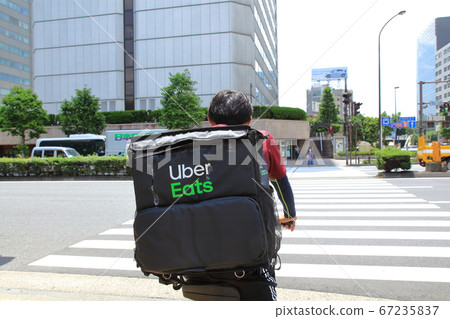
left=28, top=177, right=450, bottom=296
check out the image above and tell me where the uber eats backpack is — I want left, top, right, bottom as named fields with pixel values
left=128, top=125, right=281, bottom=295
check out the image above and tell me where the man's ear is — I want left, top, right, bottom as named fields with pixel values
left=208, top=118, right=215, bottom=126
left=244, top=115, right=252, bottom=125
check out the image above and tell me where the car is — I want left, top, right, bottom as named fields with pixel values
left=31, top=146, right=81, bottom=158
left=324, top=68, right=347, bottom=79
left=401, top=145, right=417, bottom=152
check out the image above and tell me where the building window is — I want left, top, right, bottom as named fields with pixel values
left=0, top=42, right=29, bottom=58
left=149, top=98, right=156, bottom=111
left=0, top=88, right=10, bottom=95
left=0, top=26, right=29, bottom=43
left=0, top=11, right=28, bottom=30
left=101, top=100, right=116, bottom=112
left=0, top=57, right=29, bottom=71
left=139, top=99, right=146, bottom=110
left=0, top=0, right=28, bottom=16
left=0, top=72, right=30, bottom=85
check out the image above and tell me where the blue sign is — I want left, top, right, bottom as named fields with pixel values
left=390, top=121, right=416, bottom=128
left=400, top=117, right=416, bottom=121
left=382, top=117, right=391, bottom=126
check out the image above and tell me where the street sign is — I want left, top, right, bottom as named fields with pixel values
left=400, top=117, right=416, bottom=121
left=389, top=121, right=416, bottom=128
left=382, top=117, right=391, bottom=126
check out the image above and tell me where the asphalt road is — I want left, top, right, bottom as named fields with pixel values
left=1, top=172, right=450, bottom=300
left=0, top=180, right=135, bottom=271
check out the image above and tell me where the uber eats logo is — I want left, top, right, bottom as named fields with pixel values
left=169, top=163, right=214, bottom=198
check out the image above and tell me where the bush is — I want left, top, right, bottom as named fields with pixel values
left=375, top=147, right=412, bottom=172
left=0, top=156, right=128, bottom=177
left=83, top=107, right=305, bottom=126
left=132, top=110, right=152, bottom=123
left=151, top=109, right=163, bottom=122
left=252, top=106, right=306, bottom=120
left=103, top=111, right=137, bottom=124
left=44, top=114, right=60, bottom=126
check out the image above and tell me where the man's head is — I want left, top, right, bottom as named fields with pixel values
left=208, top=90, right=252, bottom=126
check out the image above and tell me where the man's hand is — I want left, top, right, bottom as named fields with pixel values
left=279, top=216, right=297, bottom=232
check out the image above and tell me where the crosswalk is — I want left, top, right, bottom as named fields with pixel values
left=28, top=178, right=450, bottom=299
left=274, top=178, right=450, bottom=298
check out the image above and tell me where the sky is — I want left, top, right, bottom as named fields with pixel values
left=277, top=0, right=450, bottom=118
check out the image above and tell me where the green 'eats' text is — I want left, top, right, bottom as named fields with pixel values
left=171, top=180, right=214, bottom=198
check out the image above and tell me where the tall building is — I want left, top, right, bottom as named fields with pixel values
left=32, top=0, right=278, bottom=114
left=436, top=42, right=450, bottom=104
left=0, top=0, right=31, bottom=99
left=417, top=16, right=450, bottom=120
left=306, top=85, right=348, bottom=119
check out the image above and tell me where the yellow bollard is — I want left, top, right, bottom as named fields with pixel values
left=432, top=141, right=441, bottom=163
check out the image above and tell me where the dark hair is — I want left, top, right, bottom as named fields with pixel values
left=208, top=90, right=252, bottom=125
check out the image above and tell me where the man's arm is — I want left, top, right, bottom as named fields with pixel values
left=261, top=130, right=297, bottom=231
left=271, top=175, right=297, bottom=231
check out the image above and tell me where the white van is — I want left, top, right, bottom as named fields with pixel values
left=31, top=146, right=81, bottom=158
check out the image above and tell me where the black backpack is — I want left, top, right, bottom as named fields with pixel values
left=129, top=125, right=281, bottom=298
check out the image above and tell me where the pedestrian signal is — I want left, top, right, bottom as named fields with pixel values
left=342, top=91, right=352, bottom=105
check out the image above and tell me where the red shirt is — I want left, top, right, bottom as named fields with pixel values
left=259, top=130, right=286, bottom=179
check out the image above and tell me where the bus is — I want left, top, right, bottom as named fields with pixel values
left=35, top=134, right=106, bottom=156
left=105, top=129, right=167, bottom=156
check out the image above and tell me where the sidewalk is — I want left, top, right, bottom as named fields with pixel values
left=286, top=158, right=450, bottom=179
left=0, top=271, right=387, bottom=301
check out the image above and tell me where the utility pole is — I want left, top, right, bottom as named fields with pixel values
left=342, top=88, right=352, bottom=166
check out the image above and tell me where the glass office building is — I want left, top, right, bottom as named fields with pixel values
left=0, top=0, right=31, bottom=99
left=32, top=0, right=278, bottom=114
left=417, top=17, right=450, bottom=120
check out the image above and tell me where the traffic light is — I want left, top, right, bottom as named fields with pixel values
left=354, top=102, right=362, bottom=115
left=329, top=125, right=334, bottom=136
left=342, top=91, right=352, bottom=105
left=440, top=102, right=449, bottom=114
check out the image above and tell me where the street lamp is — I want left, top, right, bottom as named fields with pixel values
left=378, top=10, right=406, bottom=149
left=394, top=86, right=399, bottom=145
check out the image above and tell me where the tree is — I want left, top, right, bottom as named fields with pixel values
left=360, top=116, right=379, bottom=146
left=0, top=86, right=48, bottom=156
left=317, top=86, right=339, bottom=124
left=59, top=87, right=106, bottom=135
left=159, top=69, right=204, bottom=129
left=441, top=127, right=450, bottom=140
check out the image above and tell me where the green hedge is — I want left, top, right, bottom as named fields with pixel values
left=253, top=106, right=307, bottom=120
left=0, top=156, right=128, bottom=177
left=103, top=110, right=151, bottom=124
left=45, top=107, right=304, bottom=127
left=375, top=148, right=412, bottom=172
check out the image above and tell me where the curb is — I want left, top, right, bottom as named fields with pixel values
left=377, top=171, right=450, bottom=178
left=0, top=271, right=388, bottom=301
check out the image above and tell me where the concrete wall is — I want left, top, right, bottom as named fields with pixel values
left=250, top=119, right=309, bottom=140
left=0, top=119, right=309, bottom=146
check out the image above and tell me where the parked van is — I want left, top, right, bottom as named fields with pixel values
left=31, top=146, right=81, bottom=158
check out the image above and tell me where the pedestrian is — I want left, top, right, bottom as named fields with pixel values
left=294, top=145, right=300, bottom=159
left=196, top=89, right=297, bottom=301
left=307, top=147, right=314, bottom=166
